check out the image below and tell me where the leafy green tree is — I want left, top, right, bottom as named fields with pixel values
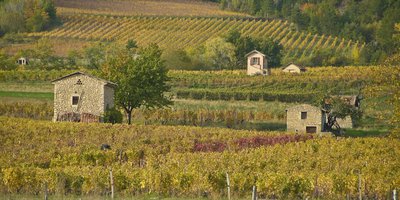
left=377, top=7, right=400, bottom=53
left=102, top=43, right=171, bottom=124
left=126, top=39, right=137, bottom=50
left=225, top=30, right=282, bottom=68
left=322, top=95, right=362, bottom=136
left=103, top=106, right=123, bottom=124
left=0, top=0, right=26, bottom=34
left=204, top=37, right=236, bottom=70
left=66, top=50, right=81, bottom=69
left=24, top=0, right=50, bottom=32
left=84, top=42, right=107, bottom=69
left=0, top=50, right=16, bottom=70
left=253, top=37, right=283, bottom=67
left=0, top=0, right=58, bottom=35
left=259, top=0, right=275, bottom=18
left=225, top=30, right=254, bottom=67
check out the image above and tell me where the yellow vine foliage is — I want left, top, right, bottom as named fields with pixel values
left=0, top=117, right=399, bottom=198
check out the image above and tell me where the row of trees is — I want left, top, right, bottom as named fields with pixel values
left=164, top=30, right=283, bottom=70
left=0, top=32, right=284, bottom=71
left=219, top=0, right=400, bottom=64
left=0, top=0, right=59, bottom=36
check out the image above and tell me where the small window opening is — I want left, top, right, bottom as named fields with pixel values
left=251, top=57, right=260, bottom=65
left=72, top=96, right=79, bottom=105
left=301, top=112, right=307, bottom=119
left=306, top=126, right=317, bottom=133
left=76, top=79, right=83, bottom=85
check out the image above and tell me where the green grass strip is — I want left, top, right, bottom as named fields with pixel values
left=0, top=91, right=53, bottom=100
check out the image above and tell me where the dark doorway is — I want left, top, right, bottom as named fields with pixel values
left=306, top=126, right=317, bottom=133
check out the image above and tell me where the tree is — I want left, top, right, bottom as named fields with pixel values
left=66, top=49, right=81, bottom=69
left=126, top=39, right=137, bottom=50
left=377, top=7, right=400, bottom=53
left=225, top=30, right=282, bottom=68
left=0, top=0, right=26, bottom=34
left=102, top=43, right=171, bottom=124
left=253, top=37, right=283, bottom=67
left=24, top=0, right=50, bottom=32
left=321, top=95, right=362, bottom=136
left=204, top=37, right=236, bottom=70
left=225, top=30, right=254, bottom=68
left=0, top=50, right=16, bottom=70
left=259, top=0, right=275, bottom=18
left=84, top=42, right=107, bottom=69
left=0, top=0, right=58, bottom=35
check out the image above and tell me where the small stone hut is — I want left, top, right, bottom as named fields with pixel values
left=328, top=95, right=361, bottom=129
left=286, top=104, right=326, bottom=134
left=52, top=71, right=117, bottom=122
left=17, top=57, right=29, bottom=65
left=286, top=96, right=361, bottom=133
left=282, top=63, right=305, bottom=73
left=246, top=50, right=270, bottom=76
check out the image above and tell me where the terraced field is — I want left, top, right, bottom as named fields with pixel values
left=28, top=14, right=363, bottom=57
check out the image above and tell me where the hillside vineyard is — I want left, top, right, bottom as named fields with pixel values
left=1, top=117, right=399, bottom=199
left=28, top=14, right=363, bottom=57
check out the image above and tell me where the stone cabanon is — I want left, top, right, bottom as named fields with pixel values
left=246, top=50, right=270, bottom=76
left=17, top=57, right=29, bottom=65
left=286, top=96, right=361, bottom=133
left=282, top=63, right=306, bottom=73
left=286, top=104, right=326, bottom=134
left=52, top=72, right=116, bottom=122
left=328, top=95, right=361, bottom=129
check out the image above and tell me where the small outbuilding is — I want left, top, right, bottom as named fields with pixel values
left=326, top=95, right=361, bottom=129
left=282, top=63, right=305, bottom=73
left=286, top=96, right=361, bottom=133
left=17, top=57, right=29, bottom=65
left=286, top=104, right=326, bottom=134
left=246, top=50, right=270, bottom=76
left=52, top=71, right=117, bottom=123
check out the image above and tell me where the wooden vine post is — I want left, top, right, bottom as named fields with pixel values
left=252, top=185, right=257, bottom=200
left=110, top=168, right=114, bottom=199
left=226, top=172, right=231, bottom=200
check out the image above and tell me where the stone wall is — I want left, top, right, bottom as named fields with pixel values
left=336, top=116, right=353, bottom=129
left=53, top=74, right=112, bottom=122
left=104, top=85, right=115, bottom=110
left=286, top=104, right=325, bottom=133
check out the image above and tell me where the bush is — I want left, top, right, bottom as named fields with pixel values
left=103, top=107, right=123, bottom=124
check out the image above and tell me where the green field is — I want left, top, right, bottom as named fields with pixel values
left=0, top=91, right=53, bottom=100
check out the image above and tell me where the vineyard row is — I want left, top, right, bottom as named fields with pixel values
left=27, top=14, right=363, bottom=57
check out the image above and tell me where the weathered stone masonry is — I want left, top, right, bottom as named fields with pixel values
left=52, top=72, right=116, bottom=122
left=286, top=104, right=326, bottom=134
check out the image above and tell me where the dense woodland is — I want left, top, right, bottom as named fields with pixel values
left=0, top=0, right=59, bottom=34
left=219, top=0, right=400, bottom=64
